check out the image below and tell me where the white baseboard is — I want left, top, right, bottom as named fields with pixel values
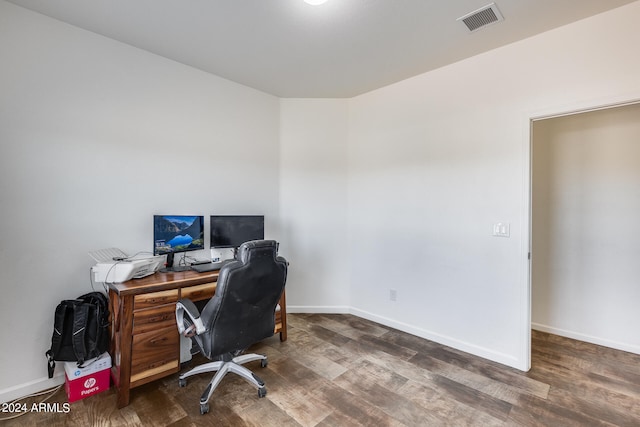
left=286, top=305, right=350, bottom=314
left=0, top=373, right=64, bottom=405
left=531, top=323, right=640, bottom=355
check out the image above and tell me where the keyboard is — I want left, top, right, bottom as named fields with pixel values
left=191, top=262, right=221, bottom=273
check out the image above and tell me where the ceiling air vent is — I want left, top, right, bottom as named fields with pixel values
left=457, top=3, right=504, bottom=32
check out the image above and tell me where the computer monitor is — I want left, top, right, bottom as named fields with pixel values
left=210, top=215, right=264, bottom=249
left=153, top=215, right=204, bottom=271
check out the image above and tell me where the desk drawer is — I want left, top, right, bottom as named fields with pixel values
left=181, top=282, right=216, bottom=302
left=130, top=327, right=179, bottom=382
left=133, top=304, right=176, bottom=334
left=134, top=289, right=178, bottom=310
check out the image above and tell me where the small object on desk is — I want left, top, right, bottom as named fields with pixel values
left=191, top=262, right=221, bottom=273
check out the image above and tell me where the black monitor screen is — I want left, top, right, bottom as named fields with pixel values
left=210, top=215, right=264, bottom=248
left=153, top=215, right=204, bottom=255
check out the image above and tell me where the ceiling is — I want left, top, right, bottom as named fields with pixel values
left=7, top=0, right=637, bottom=98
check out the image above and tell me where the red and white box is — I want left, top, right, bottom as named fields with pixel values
left=64, top=352, right=111, bottom=403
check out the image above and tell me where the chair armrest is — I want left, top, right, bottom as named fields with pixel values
left=175, top=299, right=206, bottom=336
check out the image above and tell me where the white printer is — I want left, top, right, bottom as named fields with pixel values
left=89, top=248, right=164, bottom=283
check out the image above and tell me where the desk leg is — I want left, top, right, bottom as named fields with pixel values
left=114, top=294, right=134, bottom=408
left=279, top=291, right=287, bottom=342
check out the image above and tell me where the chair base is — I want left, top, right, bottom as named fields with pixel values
left=178, top=353, right=268, bottom=414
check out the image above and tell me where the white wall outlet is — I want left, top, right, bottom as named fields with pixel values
left=389, top=289, right=397, bottom=301
left=493, top=222, right=510, bottom=237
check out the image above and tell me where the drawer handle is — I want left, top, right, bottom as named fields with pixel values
left=147, top=297, right=171, bottom=304
left=148, top=314, right=170, bottom=323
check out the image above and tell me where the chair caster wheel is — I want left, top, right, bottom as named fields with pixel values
left=261, top=358, right=268, bottom=368
left=179, top=378, right=187, bottom=387
left=200, top=403, right=209, bottom=415
left=258, top=387, right=267, bottom=398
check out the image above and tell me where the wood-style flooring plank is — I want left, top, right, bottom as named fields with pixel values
left=409, top=350, right=543, bottom=405
left=397, top=376, right=505, bottom=426
left=315, top=380, right=407, bottom=427
left=332, top=359, right=438, bottom=426
left=506, top=393, right=617, bottom=427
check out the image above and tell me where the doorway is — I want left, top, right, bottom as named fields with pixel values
left=530, top=102, right=640, bottom=355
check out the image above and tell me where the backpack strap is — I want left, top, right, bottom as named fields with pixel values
left=45, top=301, right=74, bottom=378
left=72, top=302, right=90, bottom=366
left=77, top=292, right=108, bottom=366
left=83, top=303, right=99, bottom=363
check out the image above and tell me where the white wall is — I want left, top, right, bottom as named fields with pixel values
left=346, top=1, right=640, bottom=369
left=0, top=1, right=279, bottom=402
left=532, top=104, right=640, bottom=353
left=279, top=99, right=350, bottom=311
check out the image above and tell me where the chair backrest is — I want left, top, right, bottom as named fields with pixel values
left=197, top=240, right=287, bottom=358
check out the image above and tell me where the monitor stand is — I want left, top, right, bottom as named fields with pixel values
left=159, top=252, right=191, bottom=273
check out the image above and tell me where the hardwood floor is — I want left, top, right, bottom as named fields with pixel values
left=4, top=314, right=640, bottom=426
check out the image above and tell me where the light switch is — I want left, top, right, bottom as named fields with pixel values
left=493, top=222, right=510, bottom=237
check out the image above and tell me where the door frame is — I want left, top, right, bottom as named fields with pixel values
left=522, top=97, right=640, bottom=370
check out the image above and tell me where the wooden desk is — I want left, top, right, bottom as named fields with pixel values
left=107, top=269, right=287, bottom=408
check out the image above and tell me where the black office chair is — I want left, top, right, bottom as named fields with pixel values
left=175, top=240, right=287, bottom=415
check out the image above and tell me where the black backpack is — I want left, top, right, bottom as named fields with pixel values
left=45, top=291, right=110, bottom=378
